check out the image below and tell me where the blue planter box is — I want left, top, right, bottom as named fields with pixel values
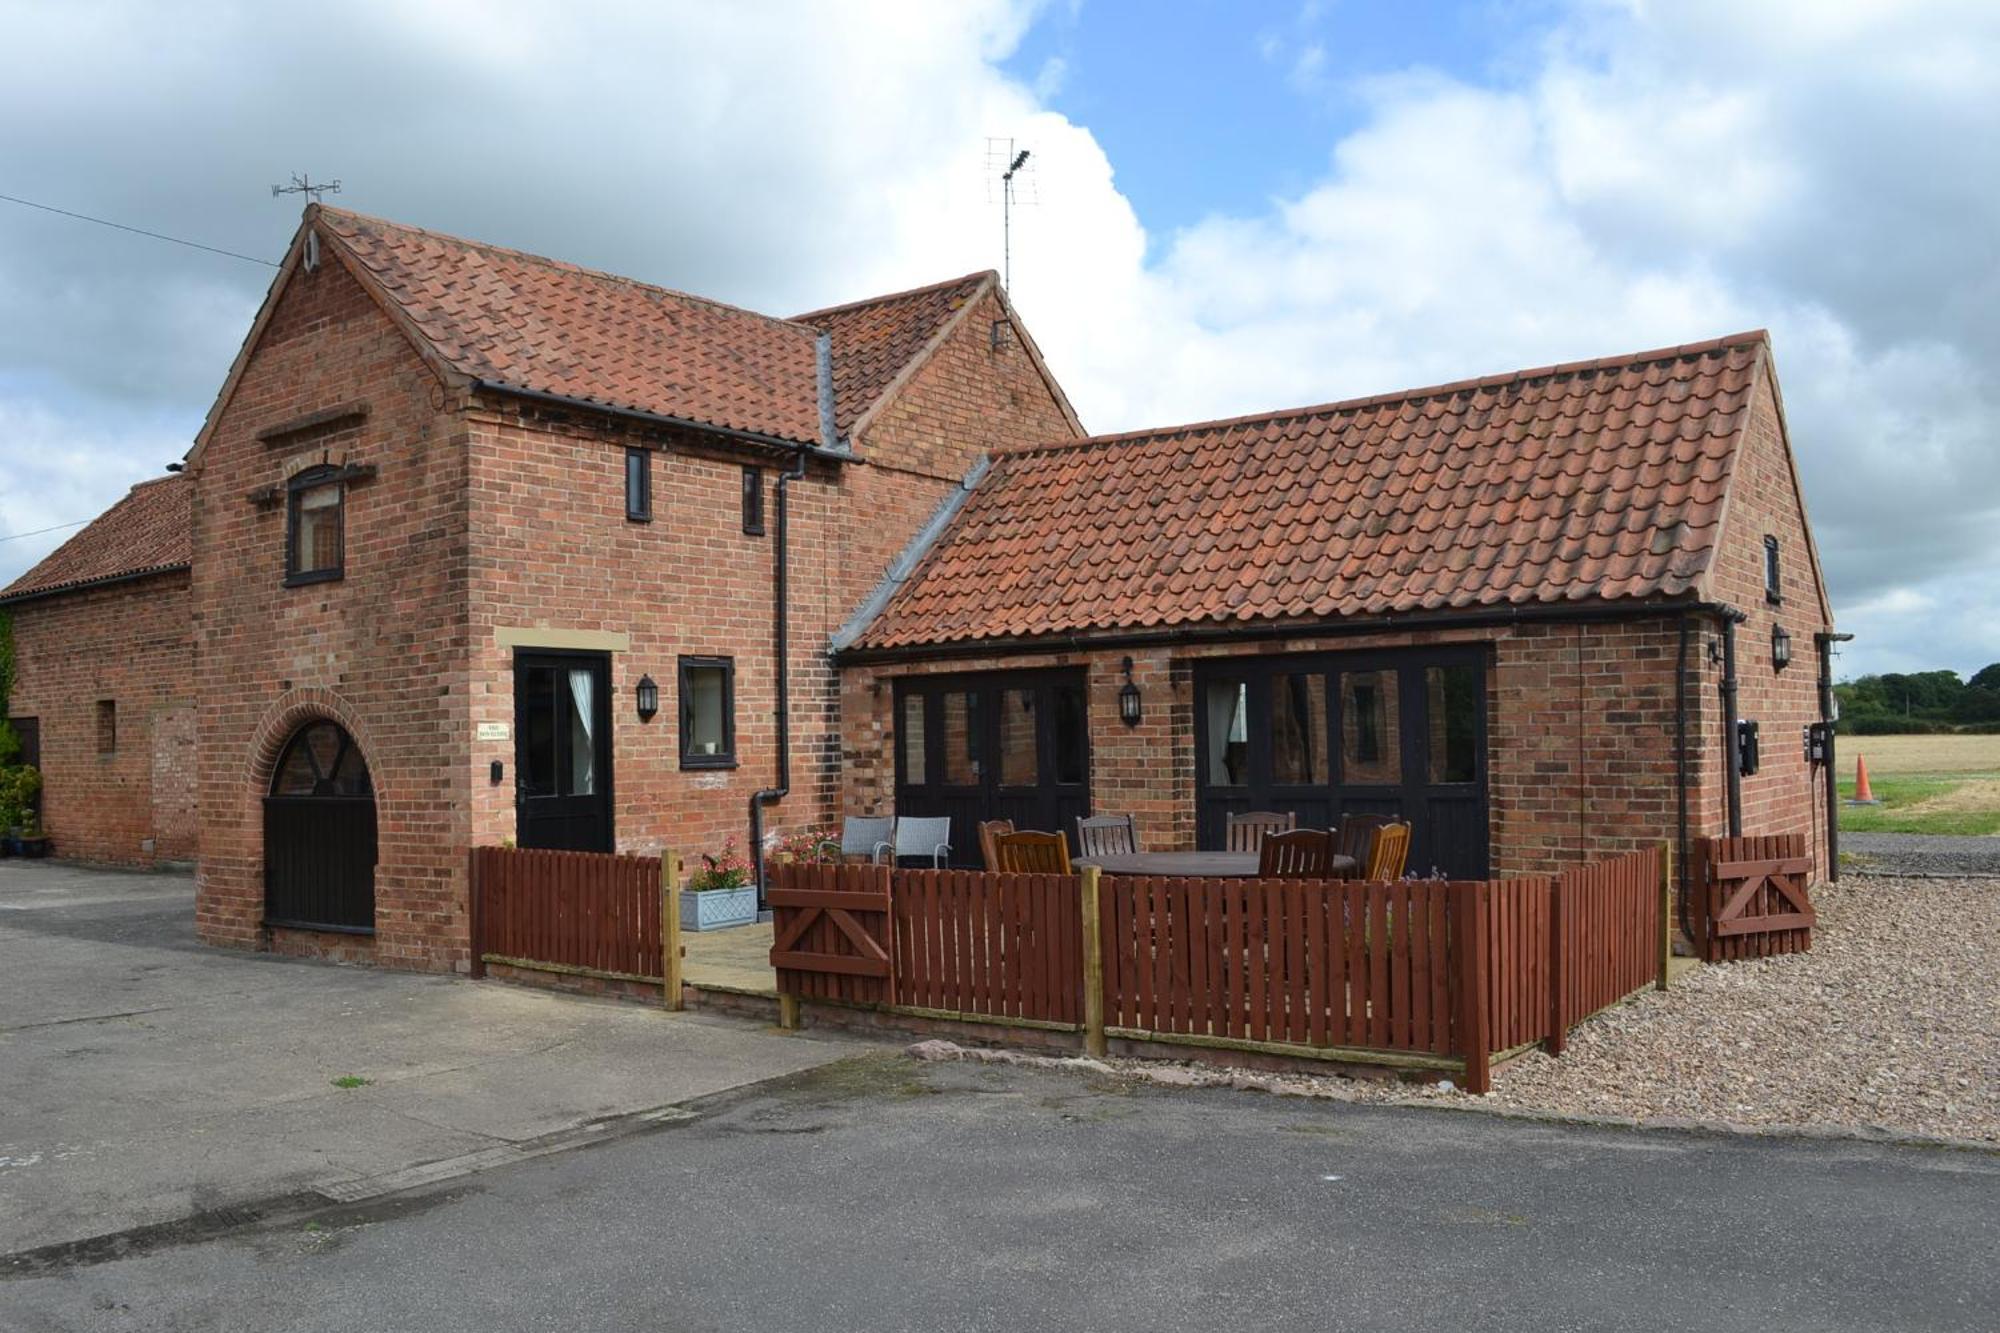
left=680, top=885, right=758, bottom=932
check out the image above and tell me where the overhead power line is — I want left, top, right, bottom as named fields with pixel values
left=0, top=191, right=278, bottom=267
left=0, top=518, right=91, bottom=543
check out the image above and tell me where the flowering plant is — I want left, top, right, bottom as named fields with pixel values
left=772, top=826, right=842, bottom=865
left=687, top=837, right=752, bottom=891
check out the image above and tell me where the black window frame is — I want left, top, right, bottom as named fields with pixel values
left=95, top=699, right=117, bottom=755
left=1763, top=534, right=1782, bottom=605
left=626, top=447, right=652, bottom=523
left=284, top=465, right=346, bottom=587
left=741, top=465, right=765, bottom=536
left=678, top=655, right=737, bottom=770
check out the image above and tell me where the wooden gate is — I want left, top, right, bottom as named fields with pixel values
left=769, top=863, right=893, bottom=1004
left=1696, top=834, right=1814, bottom=961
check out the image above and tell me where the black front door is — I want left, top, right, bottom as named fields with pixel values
left=893, top=669, right=1091, bottom=867
left=1194, top=647, right=1490, bottom=877
left=515, top=651, right=614, bottom=852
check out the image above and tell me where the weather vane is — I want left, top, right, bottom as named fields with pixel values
left=271, top=173, right=341, bottom=203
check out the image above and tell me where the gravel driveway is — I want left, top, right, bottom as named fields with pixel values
left=924, top=874, right=2000, bottom=1144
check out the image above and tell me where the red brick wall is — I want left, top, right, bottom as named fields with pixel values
left=189, top=252, right=470, bottom=969
left=464, top=286, right=1080, bottom=871
left=1692, top=359, right=1836, bottom=880
left=4, top=571, right=195, bottom=865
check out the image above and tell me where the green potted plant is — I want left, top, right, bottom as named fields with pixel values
left=13, top=812, right=48, bottom=859
left=678, top=838, right=758, bottom=932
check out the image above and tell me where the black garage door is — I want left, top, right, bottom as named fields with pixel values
left=263, top=721, right=377, bottom=933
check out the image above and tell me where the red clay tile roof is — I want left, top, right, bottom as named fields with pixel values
left=1, top=475, right=191, bottom=604
left=794, top=272, right=993, bottom=437
left=852, top=333, right=1768, bottom=650
left=316, top=207, right=827, bottom=445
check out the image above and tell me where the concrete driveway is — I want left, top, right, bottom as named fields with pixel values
left=0, top=862, right=856, bottom=1256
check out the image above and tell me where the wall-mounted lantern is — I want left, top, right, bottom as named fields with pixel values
left=1118, top=656, right=1142, bottom=727
left=635, top=673, right=659, bottom=721
left=1771, top=624, right=1792, bottom=672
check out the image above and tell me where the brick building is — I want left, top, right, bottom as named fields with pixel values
left=834, top=332, right=1840, bottom=912
left=182, top=205, right=1076, bottom=968
left=0, top=475, right=196, bottom=866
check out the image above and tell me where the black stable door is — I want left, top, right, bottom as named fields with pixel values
left=515, top=651, right=614, bottom=852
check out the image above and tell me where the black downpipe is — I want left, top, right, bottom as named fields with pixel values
left=1721, top=613, right=1744, bottom=837
left=1817, top=631, right=1851, bottom=881
left=1675, top=613, right=1693, bottom=935
left=750, top=441, right=810, bottom=907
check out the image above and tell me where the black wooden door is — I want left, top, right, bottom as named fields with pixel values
left=263, top=721, right=376, bottom=933
left=1194, top=648, right=1489, bottom=877
left=515, top=651, right=614, bottom=852
left=893, top=670, right=1091, bottom=867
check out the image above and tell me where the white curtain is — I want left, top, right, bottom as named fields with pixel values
left=1205, top=682, right=1247, bottom=786
left=567, top=668, right=595, bottom=795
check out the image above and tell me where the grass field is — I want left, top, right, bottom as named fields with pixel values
left=1836, top=733, right=2000, bottom=836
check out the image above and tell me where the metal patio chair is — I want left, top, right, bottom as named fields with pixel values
left=1075, top=813, right=1138, bottom=859
left=1226, top=810, right=1295, bottom=852
left=885, top=815, right=954, bottom=869
left=840, top=815, right=896, bottom=864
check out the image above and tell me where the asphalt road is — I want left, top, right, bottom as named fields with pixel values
left=6, top=1052, right=1994, bottom=1332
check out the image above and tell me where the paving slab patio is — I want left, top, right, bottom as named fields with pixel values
left=0, top=862, right=854, bottom=1255
left=683, top=918, right=778, bottom=994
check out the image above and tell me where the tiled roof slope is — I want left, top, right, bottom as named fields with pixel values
left=854, top=333, right=1767, bottom=650
left=1, top=475, right=191, bottom=604
left=794, top=273, right=993, bottom=437
left=316, top=207, right=826, bottom=445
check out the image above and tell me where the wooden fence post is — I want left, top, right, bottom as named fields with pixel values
left=1080, top=865, right=1106, bottom=1058
left=1657, top=840, right=1673, bottom=991
left=1543, top=871, right=1565, bottom=1057
left=1453, top=881, right=1491, bottom=1094
left=467, top=848, right=486, bottom=980
left=660, top=848, right=684, bottom=1011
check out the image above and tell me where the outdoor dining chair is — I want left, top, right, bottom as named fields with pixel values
left=1225, top=810, right=1295, bottom=852
left=992, top=830, right=1073, bottom=874
left=1075, top=813, right=1138, bottom=859
left=1337, top=812, right=1393, bottom=866
left=1365, top=822, right=1412, bottom=880
left=977, top=819, right=1016, bottom=871
left=1257, top=827, right=1335, bottom=878
left=884, top=816, right=954, bottom=868
left=840, top=815, right=896, bottom=863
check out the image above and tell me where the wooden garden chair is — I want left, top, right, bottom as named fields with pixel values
left=992, top=830, right=1073, bottom=875
left=1337, top=812, right=1393, bottom=867
left=977, top=819, right=1015, bottom=871
left=1225, top=810, right=1295, bottom=852
left=1365, top=822, right=1412, bottom=880
left=1075, top=813, right=1137, bottom=859
left=1257, top=827, right=1335, bottom=878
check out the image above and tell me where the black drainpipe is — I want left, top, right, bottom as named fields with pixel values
left=1675, top=612, right=1693, bottom=934
left=1721, top=611, right=1745, bottom=837
left=1817, top=630, right=1854, bottom=881
left=749, top=333, right=836, bottom=905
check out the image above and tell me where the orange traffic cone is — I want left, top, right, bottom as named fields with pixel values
left=1848, top=754, right=1880, bottom=805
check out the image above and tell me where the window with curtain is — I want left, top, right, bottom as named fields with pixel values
left=1204, top=679, right=1249, bottom=786
left=567, top=667, right=597, bottom=794
left=285, top=467, right=344, bottom=584
left=679, top=657, right=735, bottom=768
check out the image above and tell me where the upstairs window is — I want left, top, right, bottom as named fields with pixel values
left=626, top=448, right=652, bottom=522
left=1763, top=535, right=1782, bottom=604
left=95, top=700, right=117, bottom=754
left=285, top=466, right=345, bottom=585
left=742, top=465, right=765, bottom=536
left=679, top=656, right=736, bottom=769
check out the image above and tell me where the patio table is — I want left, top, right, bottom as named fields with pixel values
left=1076, top=851, right=1358, bottom=878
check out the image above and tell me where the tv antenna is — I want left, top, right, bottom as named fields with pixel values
left=271, top=173, right=341, bottom=203
left=986, top=139, right=1037, bottom=290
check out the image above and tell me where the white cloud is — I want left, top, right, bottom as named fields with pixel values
left=1, top=0, right=1994, bottom=678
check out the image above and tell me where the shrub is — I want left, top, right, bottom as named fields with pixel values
left=686, top=838, right=752, bottom=891
left=0, top=764, right=41, bottom=833
left=772, top=826, right=841, bottom=865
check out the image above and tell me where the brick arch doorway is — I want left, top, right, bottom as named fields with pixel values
left=263, top=720, right=377, bottom=934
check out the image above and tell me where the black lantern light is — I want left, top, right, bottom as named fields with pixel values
left=1118, top=656, right=1142, bottom=727
left=635, top=673, right=659, bottom=721
left=1771, top=624, right=1792, bottom=672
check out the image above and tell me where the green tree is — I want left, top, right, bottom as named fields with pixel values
left=1970, top=662, right=2000, bottom=692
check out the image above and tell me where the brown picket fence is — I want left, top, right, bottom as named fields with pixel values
left=1694, top=834, right=1814, bottom=961
left=469, top=845, right=667, bottom=983
left=1551, top=845, right=1665, bottom=1036
left=890, top=869, right=1084, bottom=1024
left=1485, top=875, right=1556, bottom=1053
left=769, top=862, right=893, bottom=1005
